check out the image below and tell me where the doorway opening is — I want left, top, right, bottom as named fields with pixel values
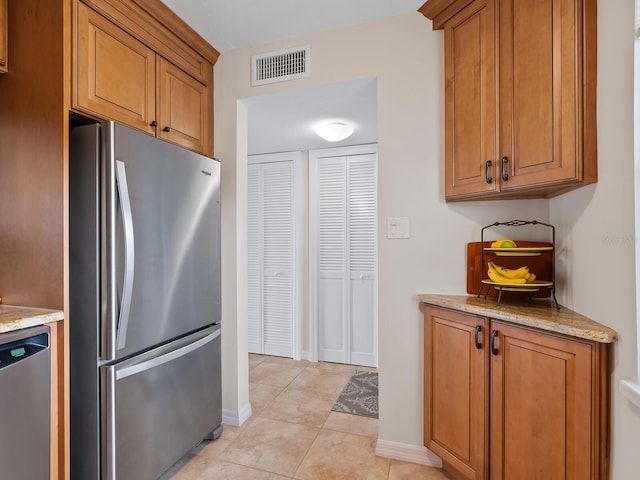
left=245, top=78, right=378, bottom=365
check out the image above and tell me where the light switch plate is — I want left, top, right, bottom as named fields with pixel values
left=387, top=217, right=410, bottom=239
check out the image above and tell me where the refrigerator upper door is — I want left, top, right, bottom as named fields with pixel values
left=103, top=121, right=221, bottom=360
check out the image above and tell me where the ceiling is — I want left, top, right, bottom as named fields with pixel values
left=160, top=0, right=425, bottom=52
left=245, top=78, right=377, bottom=155
left=160, top=0, right=425, bottom=155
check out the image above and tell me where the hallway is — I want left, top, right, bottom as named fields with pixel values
left=164, top=355, right=451, bottom=479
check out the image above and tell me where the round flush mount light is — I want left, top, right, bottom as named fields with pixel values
left=314, top=121, right=354, bottom=142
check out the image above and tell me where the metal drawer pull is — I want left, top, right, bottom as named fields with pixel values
left=485, top=160, right=493, bottom=184
left=475, top=325, right=483, bottom=349
left=491, top=329, right=499, bottom=355
left=501, top=156, right=509, bottom=181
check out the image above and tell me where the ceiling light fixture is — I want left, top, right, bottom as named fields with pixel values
left=314, top=121, right=354, bottom=142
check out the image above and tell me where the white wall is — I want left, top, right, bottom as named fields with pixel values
left=214, top=10, right=549, bottom=444
left=549, top=0, right=640, bottom=478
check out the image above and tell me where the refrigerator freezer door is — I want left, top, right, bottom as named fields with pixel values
left=103, top=121, right=221, bottom=359
left=101, top=325, right=222, bottom=480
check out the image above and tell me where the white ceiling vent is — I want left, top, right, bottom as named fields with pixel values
left=252, top=46, right=310, bottom=86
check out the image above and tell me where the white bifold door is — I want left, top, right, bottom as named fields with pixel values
left=248, top=152, right=301, bottom=358
left=310, top=145, right=378, bottom=367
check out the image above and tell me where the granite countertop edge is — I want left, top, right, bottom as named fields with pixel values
left=417, top=294, right=617, bottom=344
left=0, top=305, right=64, bottom=334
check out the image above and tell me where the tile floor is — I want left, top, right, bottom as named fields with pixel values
left=163, top=354, right=452, bottom=480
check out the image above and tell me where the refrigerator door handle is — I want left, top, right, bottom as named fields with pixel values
left=115, top=328, right=221, bottom=380
left=115, top=160, right=135, bottom=350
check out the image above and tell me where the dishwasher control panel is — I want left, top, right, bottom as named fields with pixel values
left=0, top=332, right=48, bottom=369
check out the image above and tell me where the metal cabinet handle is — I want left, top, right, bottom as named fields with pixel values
left=475, top=325, right=483, bottom=349
left=485, top=160, right=493, bottom=184
left=501, top=156, right=509, bottom=181
left=163, top=126, right=171, bottom=132
left=150, top=121, right=158, bottom=127
left=490, top=329, right=499, bottom=355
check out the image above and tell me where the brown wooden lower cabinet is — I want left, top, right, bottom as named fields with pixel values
left=422, top=304, right=610, bottom=480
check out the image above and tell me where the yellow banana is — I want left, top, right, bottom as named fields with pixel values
left=526, top=273, right=536, bottom=282
left=487, top=267, right=527, bottom=284
left=491, top=262, right=530, bottom=280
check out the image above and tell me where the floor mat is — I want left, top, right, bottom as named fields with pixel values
left=331, top=371, right=378, bottom=418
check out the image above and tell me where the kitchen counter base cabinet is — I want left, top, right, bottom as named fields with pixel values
left=424, top=307, right=489, bottom=479
left=421, top=304, right=610, bottom=480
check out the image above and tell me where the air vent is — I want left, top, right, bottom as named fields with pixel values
left=251, top=46, right=310, bottom=86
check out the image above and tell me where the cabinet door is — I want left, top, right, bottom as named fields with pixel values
left=75, top=2, right=156, bottom=133
left=423, top=305, right=488, bottom=479
left=489, top=321, right=594, bottom=479
left=157, top=57, right=212, bottom=156
left=498, top=0, right=582, bottom=191
left=0, top=0, right=7, bottom=73
left=444, top=0, right=497, bottom=200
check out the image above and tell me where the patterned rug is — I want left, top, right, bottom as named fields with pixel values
left=331, top=371, right=378, bottom=419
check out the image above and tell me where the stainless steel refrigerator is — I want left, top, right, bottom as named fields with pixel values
left=69, top=120, right=222, bottom=480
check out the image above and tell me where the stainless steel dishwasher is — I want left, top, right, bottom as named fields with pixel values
left=0, top=325, right=50, bottom=479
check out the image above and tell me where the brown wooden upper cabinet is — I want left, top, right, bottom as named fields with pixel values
left=0, top=0, right=7, bottom=74
left=419, top=0, right=597, bottom=201
left=73, top=0, right=218, bottom=157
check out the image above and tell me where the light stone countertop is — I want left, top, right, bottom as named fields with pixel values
left=418, top=294, right=617, bottom=343
left=0, top=305, right=64, bottom=334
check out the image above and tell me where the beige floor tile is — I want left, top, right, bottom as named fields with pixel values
left=250, top=383, right=284, bottom=415
left=249, top=362, right=306, bottom=387
left=261, top=386, right=335, bottom=427
left=195, top=425, right=244, bottom=461
left=312, top=361, right=360, bottom=373
left=195, top=459, right=273, bottom=479
left=219, top=417, right=319, bottom=477
left=289, top=367, right=353, bottom=396
left=322, top=411, right=378, bottom=437
left=387, top=460, right=455, bottom=480
left=261, top=355, right=310, bottom=367
left=161, top=446, right=210, bottom=479
left=295, top=429, right=390, bottom=480
left=249, top=354, right=268, bottom=370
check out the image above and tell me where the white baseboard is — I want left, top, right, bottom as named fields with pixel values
left=222, top=402, right=252, bottom=427
left=300, top=350, right=312, bottom=361
left=375, top=439, right=443, bottom=467
left=620, top=380, right=640, bottom=409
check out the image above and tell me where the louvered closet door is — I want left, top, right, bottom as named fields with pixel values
left=315, top=149, right=377, bottom=367
left=317, top=158, right=348, bottom=363
left=348, top=154, right=377, bottom=367
left=247, top=161, right=294, bottom=357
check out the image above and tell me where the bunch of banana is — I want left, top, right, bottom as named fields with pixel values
left=487, top=260, right=536, bottom=284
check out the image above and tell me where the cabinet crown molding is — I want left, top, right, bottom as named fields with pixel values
left=418, top=0, right=475, bottom=30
